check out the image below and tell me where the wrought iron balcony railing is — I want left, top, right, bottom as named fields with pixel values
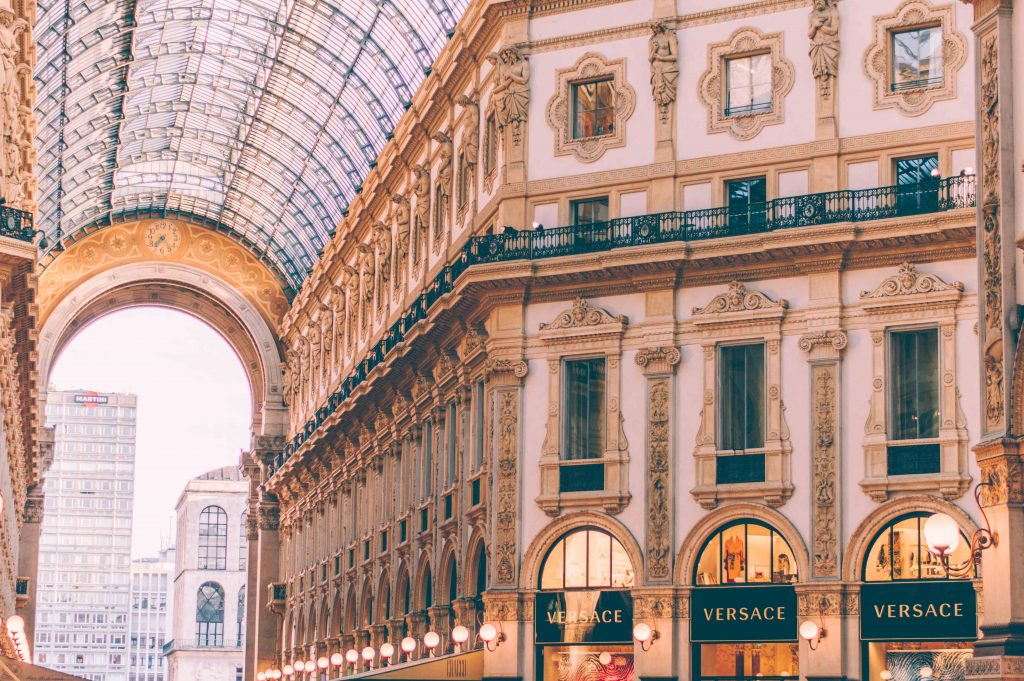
left=0, top=204, right=33, bottom=242
left=269, top=175, right=976, bottom=476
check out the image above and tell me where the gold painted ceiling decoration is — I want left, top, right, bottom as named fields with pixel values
left=33, top=0, right=469, bottom=292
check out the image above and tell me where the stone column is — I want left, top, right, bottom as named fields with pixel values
left=353, top=629, right=370, bottom=671
left=482, top=591, right=531, bottom=681
left=427, top=604, right=453, bottom=655
left=633, top=587, right=679, bottom=681
left=246, top=440, right=285, bottom=681
left=15, top=489, right=44, bottom=646
left=966, top=1, right=1024, bottom=679
left=405, top=610, right=428, bottom=660
left=386, top=616, right=406, bottom=645
left=452, top=596, right=477, bottom=651
left=368, top=624, right=388, bottom=667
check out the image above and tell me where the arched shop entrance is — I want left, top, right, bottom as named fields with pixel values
left=535, top=527, right=636, bottom=681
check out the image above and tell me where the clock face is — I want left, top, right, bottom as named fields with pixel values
left=144, top=221, right=181, bottom=255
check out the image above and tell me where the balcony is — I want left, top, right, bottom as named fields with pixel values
left=0, top=204, right=34, bottom=243
left=269, top=175, right=975, bottom=477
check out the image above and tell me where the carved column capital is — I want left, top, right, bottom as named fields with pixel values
left=634, top=346, right=681, bottom=376
left=798, top=329, right=848, bottom=362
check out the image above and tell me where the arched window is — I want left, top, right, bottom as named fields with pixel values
left=198, top=506, right=228, bottom=570
left=694, top=520, right=797, bottom=585
left=239, top=511, right=249, bottom=571
left=539, top=528, right=634, bottom=590
left=421, top=564, right=433, bottom=609
left=196, top=582, right=225, bottom=647
left=236, top=587, right=246, bottom=647
left=863, top=513, right=974, bottom=581
left=471, top=543, right=487, bottom=597
left=447, top=561, right=458, bottom=604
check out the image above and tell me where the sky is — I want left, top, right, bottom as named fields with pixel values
left=48, top=307, right=253, bottom=558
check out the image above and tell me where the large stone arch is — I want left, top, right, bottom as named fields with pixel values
left=675, top=503, right=811, bottom=586
left=37, top=260, right=287, bottom=437
left=438, top=540, right=459, bottom=605
left=464, top=528, right=488, bottom=596
left=377, top=569, right=392, bottom=622
left=328, top=590, right=343, bottom=639
left=394, top=562, right=412, bottom=617
left=414, top=554, right=433, bottom=610
left=520, top=512, right=645, bottom=590
left=843, top=495, right=980, bottom=583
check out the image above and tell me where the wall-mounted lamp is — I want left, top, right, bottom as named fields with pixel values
left=923, top=481, right=998, bottom=578
left=880, top=671, right=892, bottom=680
left=632, top=622, right=660, bottom=651
left=400, top=636, right=417, bottom=659
left=423, top=630, right=440, bottom=655
left=919, top=665, right=934, bottom=680
left=282, top=664, right=294, bottom=676
left=329, top=652, right=343, bottom=668
left=799, top=598, right=828, bottom=651
left=316, top=657, right=328, bottom=670
left=345, top=648, right=359, bottom=666
left=380, top=641, right=395, bottom=663
left=598, top=652, right=612, bottom=666
left=478, top=622, right=506, bottom=652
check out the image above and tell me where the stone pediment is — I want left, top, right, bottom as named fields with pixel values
left=860, top=262, right=964, bottom=299
left=540, top=297, right=627, bottom=331
left=692, top=281, right=787, bottom=316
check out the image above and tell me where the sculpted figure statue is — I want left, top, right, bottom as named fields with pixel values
left=307, top=323, right=321, bottom=395
left=357, top=243, right=375, bottom=333
left=456, top=94, right=480, bottom=169
left=432, top=131, right=453, bottom=252
left=332, top=285, right=345, bottom=363
left=487, top=46, right=530, bottom=142
left=391, top=193, right=410, bottom=291
left=412, top=164, right=430, bottom=267
left=0, top=1, right=26, bottom=140
left=649, top=22, right=679, bottom=115
left=282, top=348, right=298, bottom=406
left=319, top=306, right=332, bottom=382
left=342, top=265, right=359, bottom=352
left=372, top=221, right=392, bottom=307
left=808, top=0, right=839, bottom=95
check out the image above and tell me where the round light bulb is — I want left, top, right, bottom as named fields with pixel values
left=799, top=620, right=820, bottom=641
left=920, top=666, right=934, bottom=679
left=632, top=622, right=652, bottom=643
left=401, top=636, right=417, bottom=653
left=257, top=673, right=266, bottom=681
left=345, top=649, right=359, bottom=664
left=923, top=512, right=961, bottom=557
left=317, top=657, right=328, bottom=669
left=330, top=653, right=343, bottom=667
left=303, top=660, right=315, bottom=673
left=282, top=665, right=294, bottom=676
left=598, top=652, right=612, bottom=666
left=423, top=631, right=440, bottom=649
left=880, top=672, right=893, bottom=681
left=271, top=671, right=282, bottom=680
left=380, top=642, right=395, bottom=659
left=930, top=168, right=941, bottom=178
left=362, top=646, right=375, bottom=661
left=451, top=625, right=470, bottom=644
left=6, top=615, right=24, bottom=634
left=964, top=166, right=975, bottom=175
left=478, top=623, right=497, bottom=643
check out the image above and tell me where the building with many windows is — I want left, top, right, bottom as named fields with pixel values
left=165, top=466, right=248, bottom=681
left=229, top=2, right=1023, bottom=681
left=35, top=390, right=137, bottom=681
left=128, top=548, right=175, bottom=681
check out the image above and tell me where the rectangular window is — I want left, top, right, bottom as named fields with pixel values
left=571, top=197, right=609, bottom=227
left=484, top=113, right=498, bottom=176
left=726, top=53, right=772, bottom=116
left=474, top=380, right=485, bottom=470
left=894, top=154, right=940, bottom=214
left=890, top=329, right=939, bottom=440
left=718, top=343, right=766, bottom=451
left=572, top=78, right=615, bottom=139
left=422, top=420, right=432, bottom=497
left=726, top=176, right=767, bottom=231
left=446, top=401, right=457, bottom=486
left=562, top=358, right=606, bottom=461
left=892, top=26, right=943, bottom=91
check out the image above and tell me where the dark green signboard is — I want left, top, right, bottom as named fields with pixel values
left=860, top=581, right=977, bottom=642
left=691, top=585, right=797, bottom=643
left=534, top=591, right=633, bottom=644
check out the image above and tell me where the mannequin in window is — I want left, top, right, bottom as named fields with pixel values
left=724, top=534, right=746, bottom=582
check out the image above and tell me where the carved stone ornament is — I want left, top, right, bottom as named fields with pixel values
left=487, top=46, right=530, bottom=145
left=412, top=163, right=430, bottom=268
left=979, top=456, right=1024, bottom=506
left=859, top=261, right=964, bottom=299
left=648, top=22, right=678, bottom=121
left=645, top=376, right=672, bottom=581
left=808, top=0, right=840, bottom=97
left=635, top=346, right=681, bottom=375
left=484, top=358, right=528, bottom=380
left=432, top=131, right=453, bottom=253
left=798, top=329, right=848, bottom=353
left=698, top=27, right=795, bottom=140
left=692, top=281, right=788, bottom=315
left=540, top=297, right=628, bottom=330
left=545, top=52, right=636, bottom=162
left=492, top=389, right=520, bottom=586
left=862, top=0, right=967, bottom=117
left=391, top=193, right=410, bottom=293
left=810, top=364, right=839, bottom=577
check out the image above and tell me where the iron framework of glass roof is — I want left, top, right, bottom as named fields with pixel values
left=34, top=0, right=469, bottom=293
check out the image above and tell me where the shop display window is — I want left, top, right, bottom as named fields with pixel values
left=698, top=642, right=798, bottom=681
left=694, top=521, right=797, bottom=585
left=540, top=646, right=634, bottom=681
left=540, top=529, right=634, bottom=591
left=866, top=641, right=973, bottom=681
left=863, top=513, right=973, bottom=582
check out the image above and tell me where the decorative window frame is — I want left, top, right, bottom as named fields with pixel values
left=537, top=298, right=631, bottom=516
left=862, top=0, right=967, bottom=117
left=859, top=262, right=970, bottom=502
left=697, top=27, right=794, bottom=141
left=690, top=282, right=793, bottom=510
left=545, top=52, right=636, bottom=163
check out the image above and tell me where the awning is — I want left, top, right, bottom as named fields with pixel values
left=0, top=657, right=87, bottom=680
left=335, top=650, right=483, bottom=681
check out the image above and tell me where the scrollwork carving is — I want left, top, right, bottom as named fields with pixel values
left=692, top=281, right=788, bottom=315
left=540, top=297, right=627, bottom=330
left=493, top=390, right=519, bottom=586
left=860, top=262, right=964, bottom=299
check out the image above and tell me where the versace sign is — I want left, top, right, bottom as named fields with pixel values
left=535, top=591, right=633, bottom=644
left=860, top=581, right=977, bottom=641
left=691, top=586, right=798, bottom=643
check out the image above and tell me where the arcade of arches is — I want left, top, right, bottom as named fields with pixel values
left=0, top=1, right=1023, bottom=681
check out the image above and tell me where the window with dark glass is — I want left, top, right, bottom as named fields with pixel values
left=890, top=329, right=939, bottom=441
left=195, top=582, right=224, bottom=647
left=572, top=79, right=615, bottom=139
left=422, top=420, right=432, bottom=497
left=894, top=154, right=940, bottom=213
left=719, top=343, right=765, bottom=451
left=484, top=113, right=498, bottom=176
left=571, top=197, right=609, bottom=226
left=563, top=358, right=606, bottom=462
left=892, top=27, right=943, bottom=91
left=446, top=401, right=457, bottom=486
left=235, top=587, right=245, bottom=647
left=198, top=506, right=228, bottom=570
left=863, top=513, right=973, bottom=581
left=473, top=380, right=485, bottom=471
left=726, top=176, right=767, bottom=230
left=726, top=54, right=772, bottom=116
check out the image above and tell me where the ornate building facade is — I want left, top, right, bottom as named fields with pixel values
left=233, top=2, right=1023, bottom=681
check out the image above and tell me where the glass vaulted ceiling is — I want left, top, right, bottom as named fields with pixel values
left=34, top=0, right=469, bottom=292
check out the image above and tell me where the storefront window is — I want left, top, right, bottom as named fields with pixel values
left=699, top=642, right=798, bottom=680
left=536, top=528, right=635, bottom=681
left=863, top=513, right=973, bottom=581
left=694, top=521, right=797, bottom=585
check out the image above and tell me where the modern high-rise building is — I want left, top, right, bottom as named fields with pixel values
left=165, top=466, right=248, bottom=681
left=35, top=390, right=138, bottom=681
left=128, top=548, right=175, bottom=681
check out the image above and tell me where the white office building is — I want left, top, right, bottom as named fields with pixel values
left=35, top=390, right=137, bottom=681
left=129, top=548, right=175, bottom=681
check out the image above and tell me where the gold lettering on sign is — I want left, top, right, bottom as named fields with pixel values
left=546, top=609, right=624, bottom=624
left=446, top=659, right=467, bottom=678
left=702, top=606, right=786, bottom=621
left=871, top=602, right=965, bottom=619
